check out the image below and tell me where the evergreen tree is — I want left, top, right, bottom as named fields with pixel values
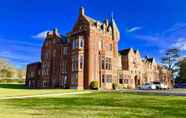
left=177, top=58, right=186, bottom=83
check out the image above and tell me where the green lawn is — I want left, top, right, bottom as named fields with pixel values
left=0, top=84, right=186, bottom=118
left=0, top=84, right=80, bottom=97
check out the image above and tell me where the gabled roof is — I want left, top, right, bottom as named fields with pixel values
left=27, top=62, right=41, bottom=67
left=144, top=56, right=155, bottom=63
left=147, top=58, right=154, bottom=63
left=84, top=15, right=98, bottom=24
left=119, top=48, right=132, bottom=55
left=79, top=7, right=119, bottom=38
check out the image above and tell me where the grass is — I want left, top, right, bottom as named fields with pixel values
left=0, top=84, right=186, bottom=118
left=0, top=84, right=81, bottom=97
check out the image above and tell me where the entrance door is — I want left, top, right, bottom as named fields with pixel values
left=134, top=76, right=140, bottom=88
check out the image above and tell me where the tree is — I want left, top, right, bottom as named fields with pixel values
left=176, top=58, right=186, bottom=83
left=1, top=68, right=14, bottom=78
left=161, top=48, right=180, bottom=79
left=0, top=58, right=19, bottom=79
left=0, top=59, right=9, bottom=71
left=17, top=69, right=26, bottom=79
left=0, top=59, right=9, bottom=79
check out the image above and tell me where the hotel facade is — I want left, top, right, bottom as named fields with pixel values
left=26, top=7, right=173, bottom=89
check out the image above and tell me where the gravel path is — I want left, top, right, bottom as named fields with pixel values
left=117, top=89, right=186, bottom=96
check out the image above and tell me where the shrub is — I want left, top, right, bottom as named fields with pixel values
left=112, top=83, right=118, bottom=90
left=90, top=81, right=98, bottom=90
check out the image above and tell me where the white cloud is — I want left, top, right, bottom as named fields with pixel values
left=159, top=49, right=165, bottom=53
left=134, top=34, right=160, bottom=41
left=126, top=27, right=142, bottom=33
left=131, top=23, right=186, bottom=51
left=32, top=30, right=49, bottom=39
left=172, top=37, right=186, bottom=51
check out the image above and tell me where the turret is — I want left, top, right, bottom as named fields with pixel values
left=110, top=15, right=120, bottom=41
left=110, top=14, right=120, bottom=56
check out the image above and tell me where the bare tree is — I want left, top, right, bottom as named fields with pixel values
left=161, top=48, right=180, bottom=78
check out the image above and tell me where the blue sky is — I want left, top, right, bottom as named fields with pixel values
left=0, top=0, right=186, bottom=68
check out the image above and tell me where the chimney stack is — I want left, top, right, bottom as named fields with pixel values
left=80, top=6, right=85, bottom=15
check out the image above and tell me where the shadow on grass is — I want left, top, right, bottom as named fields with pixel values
left=0, top=84, right=26, bottom=89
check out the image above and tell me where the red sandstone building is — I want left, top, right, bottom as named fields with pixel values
left=26, top=7, right=173, bottom=89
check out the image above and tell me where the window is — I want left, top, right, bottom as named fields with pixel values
left=102, top=57, right=112, bottom=70
left=102, top=75, right=105, bottom=83
left=71, top=73, right=77, bottom=85
left=72, top=55, right=78, bottom=71
left=80, top=55, right=84, bottom=69
left=42, top=62, right=49, bottom=76
left=63, top=61, right=67, bottom=73
left=79, top=36, right=84, bottom=48
left=76, top=39, right=78, bottom=48
left=119, top=74, right=123, bottom=79
left=124, top=79, right=128, bottom=84
left=108, top=58, right=112, bottom=70
left=53, top=49, right=56, bottom=57
left=102, top=78, right=105, bottom=83
left=105, top=57, right=112, bottom=70
left=106, top=58, right=109, bottom=70
left=64, top=75, right=67, bottom=85
left=63, top=47, right=68, bottom=55
left=80, top=40, right=84, bottom=48
left=102, top=57, right=105, bottom=69
left=107, top=75, right=112, bottom=83
left=107, top=78, right=112, bottom=83
left=45, top=52, right=49, bottom=59
left=72, top=39, right=76, bottom=49
left=119, top=79, right=123, bottom=84
left=30, top=72, right=34, bottom=78
left=43, top=81, right=48, bottom=87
